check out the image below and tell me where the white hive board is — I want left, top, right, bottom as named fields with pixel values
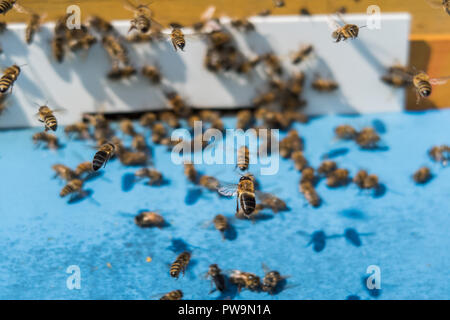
left=0, top=13, right=410, bottom=129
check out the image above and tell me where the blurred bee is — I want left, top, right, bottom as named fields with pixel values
left=381, top=64, right=411, bottom=88
left=317, top=160, right=337, bottom=177
left=261, top=53, right=283, bottom=75
left=312, top=75, right=338, bottom=92
left=210, top=117, right=225, bottom=132
left=17, top=6, right=45, bottom=44
left=160, top=111, right=180, bottom=128
left=199, top=175, right=220, bottom=191
left=413, top=166, right=432, bottom=184
left=37, top=104, right=63, bottom=132
left=206, top=264, right=226, bottom=293
left=208, top=30, right=232, bottom=49
left=60, top=179, right=85, bottom=199
left=261, top=263, right=288, bottom=294
left=131, top=134, right=149, bottom=152
left=124, top=0, right=160, bottom=34
left=52, top=164, right=77, bottom=181
left=51, top=34, right=65, bottom=63
left=273, top=0, right=285, bottom=7
left=426, top=0, right=450, bottom=16
left=135, top=168, right=163, bottom=185
left=0, top=64, right=21, bottom=93
left=168, top=24, right=186, bottom=51
left=0, top=0, right=18, bottom=15
left=300, top=167, right=315, bottom=185
left=355, top=127, right=380, bottom=149
left=165, top=91, right=191, bottom=117
left=219, top=174, right=256, bottom=217
left=212, top=214, right=229, bottom=239
left=170, top=251, right=191, bottom=279
left=335, top=124, right=358, bottom=140
left=92, top=142, right=115, bottom=171
left=141, top=64, right=161, bottom=84
left=32, top=132, right=59, bottom=149
left=258, top=192, right=287, bottom=213
left=229, top=270, right=261, bottom=292
left=326, top=168, right=349, bottom=187
left=184, top=161, right=198, bottom=184
left=299, top=8, right=311, bottom=16
left=236, top=110, right=253, bottom=130
left=429, top=145, right=450, bottom=166
left=160, top=290, right=183, bottom=300
left=86, top=15, right=114, bottom=34
left=102, top=34, right=129, bottom=65
left=279, top=130, right=303, bottom=159
left=151, top=122, right=167, bottom=144
left=65, top=122, right=90, bottom=139
left=353, top=170, right=379, bottom=190
left=107, top=64, right=137, bottom=80
left=291, top=151, right=308, bottom=172
left=291, top=44, right=313, bottom=65
left=118, top=150, right=148, bottom=166
left=299, top=181, right=321, bottom=207
left=119, top=119, right=137, bottom=137
left=134, top=211, right=165, bottom=228
left=253, top=91, right=277, bottom=108
left=330, top=13, right=366, bottom=42
left=230, top=18, right=255, bottom=33
left=140, top=112, right=157, bottom=127
left=236, top=145, right=250, bottom=171
left=74, top=161, right=93, bottom=177
left=259, top=9, right=272, bottom=16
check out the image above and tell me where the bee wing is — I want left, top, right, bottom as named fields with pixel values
left=13, top=3, right=31, bottom=14
left=200, top=5, right=216, bottom=21
left=217, top=183, right=238, bottom=197
left=123, top=0, right=138, bottom=11
left=326, top=15, right=341, bottom=31
left=430, top=76, right=450, bottom=85
left=426, top=0, right=444, bottom=9
left=255, top=190, right=274, bottom=201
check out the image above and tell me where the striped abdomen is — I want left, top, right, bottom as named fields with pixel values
left=213, top=215, right=228, bottom=232
left=0, top=1, right=15, bottom=15
left=160, top=290, right=183, bottom=300
left=92, top=150, right=109, bottom=171
left=135, top=15, right=151, bottom=33
left=237, top=146, right=249, bottom=171
left=170, top=252, right=191, bottom=278
left=172, top=35, right=185, bottom=51
left=416, top=80, right=432, bottom=98
left=240, top=192, right=256, bottom=216
left=60, top=179, right=83, bottom=197
left=0, top=75, right=13, bottom=93
left=44, top=114, right=57, bottom=131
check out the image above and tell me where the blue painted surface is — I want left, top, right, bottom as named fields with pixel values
left=0, top=110, right=449, bottom=300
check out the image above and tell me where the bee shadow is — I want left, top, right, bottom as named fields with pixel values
left=224, top=224, right=238, bottom=241
left=83, top=171, right=106, bottom=183
left=346, top=294, right=361, bottom=300
left=167, top=238, right=190, bottom=253
left=215, top=276, right=238, bottom=300
left=321, top=147, right=350, bottom=159
left=372, top=183, right=387, bottom=198
left=184, top=187, right=203, bottom=205
left=339, top=208, right=366, bottom=220
left=372, top=119, right=387, bottom=134
left=122, top=172, right=136, bottom=192
left=67, top=189, right=96, bottom=205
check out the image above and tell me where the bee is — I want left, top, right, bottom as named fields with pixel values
left=102, top=34, right=130, bottom=65
left=326, top=168, right=349, bottom=187
left=291, top=44, right=314, bottom=65
left=236, top=109, right=253, bottom=130
left=140, top=112, right=157, bottom=127
left=124, top=0, right=155, bottom=34
left=119, top=119, right=137, bottom=137
left=335, top=124, right=358, bottom=140
left=291, top=151, right=308, bottom=171
left=131, top=134, right=148, bottom=152
left=135, top=168, right=163, bottom=185
left=261, top=263, right=288, bottom=294
left=160, top=111, right=180, bottom=128
left=229, top=270, right=261, bottom=292
left=107, top=64, right=137, bottom=80
left=141, top=65, right=161, bottom=84
left=236, top=145, right=250, bottom=171
left=299, top=181, right=321, bottom=207
left=160, top=290, right=183, bottom=300
left=184, top=161, right=198, bottom=184
left=426, top=0, right=450, bottom=16
left=86, top=15, right=114, bottom=34
left=64, top=122, right=90, bottom=139
left=219, top=175, right=256, bottom=217
left=261, top=53, right=283, bottom=75
left=300, top=167, right=316, bottom=185
left=259, top=9, right=272, bottom=16
left=330, top=14, right=366, bottom=42
left=60, top=179, right=85, bottom=199
left=32, top=132, right=59, bottom=149
left=230, top=18, right=255, bottom=33
left=279, top=130, right=303, bottom=159
left=165, top=91, right=191, bottom=117
left=258, top=192, right=287, bottom=213
left=51, top=34, right=65, bottom=63
left=253, top=91, right=277, bottom=108
left=413, top=166, right=432, bottom=184
left=37, top=105, right=62, bottom=132
left=118, top=151, right=148, bottom=166
left=170, top=251, right=191, bottom=279
left=273, top=0, right=285, bottom=7
left=428, top=145, right=450, bottom=166
left=317, top=160, right=337, bottom=177
left=74, top=161, right=93, bottom=177
left=0, top=0, right=17, bottom=15
left=151, top=123, right=167, bottom=144
left=199, top=175, right=220, bottom=191
left=92, top=142, right=115, bottom=171
left=52, top=164, right=77, bottom=181
left=134, top=211, right=165, bottom=228
left=0, top=64, right=21, bottom=93
left=208, top=30, right=232, bottom=49
left=355, top=127, right=380, bottom=149
left=381, top=65, right=411, bottom=88
left=299, top=8, right=311, bottom=16
left=212, top=214, right=229, bottom=239
left=210, top=117, right=225, bottom=132
left=353, top=170, right=379, bottom=190
left=206, top=264, right=226, bottom=293
left=22, top=8, right=45, bottom=45
left=312, top=75, right=339, bottom=92
left=169, top=26, right=186, bottom=51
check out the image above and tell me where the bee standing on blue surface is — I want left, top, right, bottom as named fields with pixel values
left=160, top=290, right=183, bottom=300
left=206, top=264, right=226, bottom=293
left=170, top=251, right=191, bottom=279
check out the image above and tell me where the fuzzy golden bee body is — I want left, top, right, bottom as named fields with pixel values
left=335, top=124, right=358, bottom=140
left=141, top=65, right=161, bottom=84
left=160, top=290, right=183, bottom=300
left=134, top=211, right=165, bottom=228
left=332, top=24, right=361, bottom=42
left=353, top=170, right=379, bottom=190
left=237, top=146, right=250, bottom=171
left=0, top=64, right=21, bottom=93
left=199, top=175, right=220, bottom=191
left=170, top=251, right=191, bottom=278
left=38, top=105, right=58, bottom=132
left=135, top=168, right=163, bottom=185
left=65, top=122, right=90, bottom=139
left=230, top=270, right=261, bottom=292
left=291, top=151, right=308, bottom=172
left=413, top=166, right=431, bottom=184
left=317, top=160, right=337, bottom=177
left=32, top=132, right=59, bottom=149
left=327, top=168, right=349, bottom=187
left=213, top=214, right=229, bottom=239
left=60, top=179, right=84, bottom=198
left=299, top=181, right=321, bottom=207
left=312, top=77, right=339, bottom=92
left=92, top=142, right=115, bottom=171
left=356, top=127, right=380, bottom=149
left=52, top=164, right=77, bottom=181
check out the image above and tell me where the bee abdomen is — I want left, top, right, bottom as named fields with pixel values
left=240, top=192, right=256, bottom=215
left=60, top=184, right=74, bottom=197
left=92, top=150, right=108, bottom=171
left=0, top=1, right=13, bottom=15
left=174, top=37, right=185, bottom=50
left=0, top=76, right=13, bottom=93
left=170, top=261, right=182, bottom=278
left=417, top=80, right=432, bottom=97
left=136, top=16, right=150, bottom=33
left=44, top=115, right=58, bottom=131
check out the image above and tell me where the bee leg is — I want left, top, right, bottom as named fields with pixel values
left=172, top=39, right=178, bottom=52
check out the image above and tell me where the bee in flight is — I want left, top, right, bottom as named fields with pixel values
left=36, top=104, right=62, bottom=132
left=218, top=174, right=256, bottom=217
left=426, top=0, right=450, bottom=16
left=329, top=13, right=366, bottom=43
left=15, top=5, right=46, bottom=44
left=170, top=251, right=191, bottom=279
left=168, top=24, right=186, bottom=51
left=92, top=142, right=116, bottom=171
left=124, top=0, right=161, bottom=34
left=236, top=145, right=250, bottom=171
left=0, top=64, right=22, bottom=93
left=0, top=0, right=19, bottom=16
left=60, top=179, right=86, bottom=201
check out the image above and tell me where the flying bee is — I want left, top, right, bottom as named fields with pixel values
left=299, top=181, right=321, bottom=207
left=184, top=161, right=198, bottom=184
left=160, top=290, right=183, bottom=300
left=355, top=127, right=380, bottom=149
left=273, top=0, right=285, bottom=7
left=135, top=168, right=163, bottom=185
left=170, top=251, right=191, bottom=279
left=261, top=263, right=288, bottom=294
left=141, top=64, right=161, bottom=84
left=413, top=166, right=432, bottom=184
left=335, top=124, right=358, bottom=140
left=212, top=214, right=229, bottom=239
left=124, top=0, right=160, bottom=34
left=134, top=211, right=165, bottom=228
left=291, top=151, right=308, bottom=172
left=118, top=150, right=148, bottom=166
left=52, top=164, right=77, bottom=181
left=140, top=112, right=157, bottom=127
left=236, top=145, right=250, bottom=171
left=59, top=178, right=85, bottom=200
left=74, top=161, right=93, bottom=177
left=229, top=270, right=261, bottom=292
left=36, top=104, right=62, bottom=132
left=236, top=110, right=253, bottom=130
left=206, top=264, right=226, bottom=294
left=107, top=64, right=137, bottom=80
left=426, top=0, right=450, bottom=16
left=167, top=25, right=186, bottom=51
left=199, top=175, right=220, bottom=191
left=86, top=15, right=114, bottom=34
left=0, top=64, right=21, bottom=93
left=64, top=122, right=90, bottom=139
left=312, top=75, right=339, bottom=92
left=291, top=44, right=314, bottom=65
left=428, top=145, right=450, bottom=166
left=258, top=192, right=287, bottom=213
left=218, top=174, right=256, bottom=217
left=329, top=13, right=366, bottom=42
left=317, top=160, right=337, bottom=177
left=92, top=142, right=115, bottom=171
left=382, top=64, right=411, bottom=88
left=326, top=168, right=349, bottom=187
left=32, top=132, right=59, bottom=149
left=0, top=0, right=18, bottom=15
left=17, top=6, right=46, bottom=45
